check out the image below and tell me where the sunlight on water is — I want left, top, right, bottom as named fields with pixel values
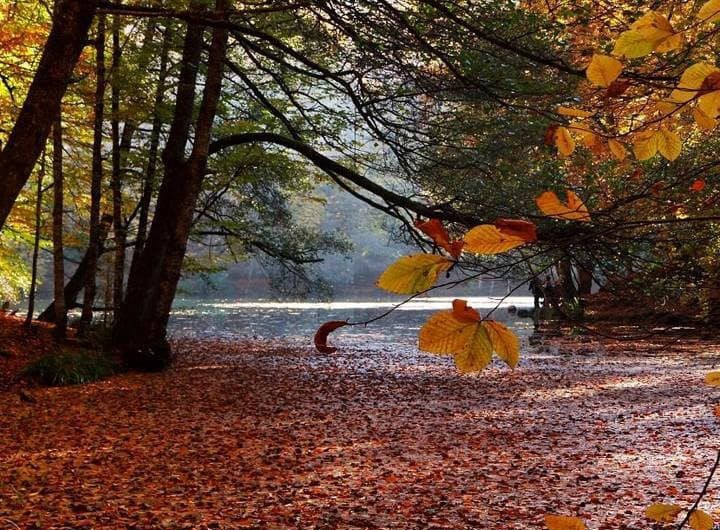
left=169, top=296, right=536, bottom=345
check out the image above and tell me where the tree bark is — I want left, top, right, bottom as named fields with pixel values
left=80, top=15, right=107, bottom=330
left=24, top=154, right=46, bottom=329
left=39, top=215, right=113, bottom=323
left=110, top=13, right=127, bottom=320
left=52, top=117, right=67, bottom=336
left=128, top=26, right=171, bottom=275
left=0, top=0, right=97, bottom=229
left=115, top=0, right=229, bottom=370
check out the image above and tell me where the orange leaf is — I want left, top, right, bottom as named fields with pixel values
left=536, top=190, right=591, bottom=222
left=494, top=218, right=538, bottom=242
left=452, top=299, right=482, bottom=323
left=314, top=321, right=348, bottom=353
left=415, top=218, right=464, bottom=258
left=691, top=179, right=706, bottom=192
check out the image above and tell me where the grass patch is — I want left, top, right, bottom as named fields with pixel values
left=24, top=349, right=116, bottom=386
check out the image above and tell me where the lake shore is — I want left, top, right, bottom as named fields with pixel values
left=1, top=319, right=719, bottom=529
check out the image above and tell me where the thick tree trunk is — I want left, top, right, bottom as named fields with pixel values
left=115, top=1, right=229, bottom=370
left=52, top=117, right=67, bottom=336
left=80, top=15, right=107, bottom=330
left=0, top=0, right=96, bottom=229
left=577, top=262, right=593, bottom=297
left=25, top=155, right=46, bottom=328
left=39, top=215, right=113, bottom=323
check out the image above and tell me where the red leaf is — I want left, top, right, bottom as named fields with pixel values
left=493, top=218, right=537, bottom=242
left=314, top=321, right=348, bottom=353
left=451, top=299, right=482, bottom=323
left=414, top=218, right=464, bottom=258
left=691, top=179, right=706, bottom=192
left=606, top=79, right=630, bottom=98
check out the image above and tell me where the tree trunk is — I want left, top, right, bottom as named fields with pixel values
left=52, top=117, right=67, bottom=336
left=130, top=26, right=171, bottom=266
left=80, top=15, right=107, bottom=330
left=110, top=14, right=127, bottom=320
left=0, top=0, right=97, bottom=229
left=24, top=154, right=46, bottom=329
left=115, top=0, right=229, bottom=370
left=39, top=215, right=113, bottom=323
left=577, top=262, right=593, bottom=297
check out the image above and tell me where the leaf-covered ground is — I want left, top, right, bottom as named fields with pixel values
left=1, top=330, right=719, bottom=529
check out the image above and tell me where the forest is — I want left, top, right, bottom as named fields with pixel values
left=1, top=0, right=720, bottom=528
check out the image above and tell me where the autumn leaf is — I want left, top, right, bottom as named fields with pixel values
left=693, top=108, right=717, bottom=131
left=633, top=130, right=659, bottom=160
left=376, top=254, right=453, bottom=294
left=689, top=509, right=714, bottom=530
left=705, top=371, right=720, bottom=386
left=544, top=514, right=587, bottom=530
left=554, top=126, right=575, bottom=157
left=656, top=127, right=682, bottom=161
left=418, top=300, right=521, bottom=372
left=536, top=190, right=591, bottom=222
left=314, top=321, right=348, bottom=353
left=483, top=320, right=520, bottom=368
left=493, top=218, right=538, bottom=242
left=463, top=224, right=528, bottom=254
left=670, top=63, right=720, bottom=104
left=645, top=503, right=682, bottom=523
left=586, top=54, right=622, bottom=88
left=698, top=0, right=720, bottom=23
left=613, top=11, right=682, bottom=58
left=415, top=218, right=464, bottom=259
left=608, top=139, right=627, bottom=161
left=691, top=179, right=706, bottom=192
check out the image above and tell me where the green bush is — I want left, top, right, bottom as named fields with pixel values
left=24, top=350, right=115, bottom=386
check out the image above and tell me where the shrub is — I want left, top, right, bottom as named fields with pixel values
left=24, top=350, right=115, bottom=386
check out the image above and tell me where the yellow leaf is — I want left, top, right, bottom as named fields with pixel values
left=544, top=514, right=586, bottom=530
left=694, top=107, right=717, bottom=130
left=419, top=310, right=478, bottom=355
left=671, top=63, right=720, bottom=102
left=463, top=225, right=527, bottom=254
left=454, top=325, right=493, bottom=373
left=557, top=106, right=594, bottom=118
left=705, top=371, right=720, bottom=386
left=555, top=126, right=575, bottom=157
left=536, top=190, right=591, bottom=222
left=613, top=30, right=656, bottom=58
left=698, top=0, right=720, bottom=23
left=483, top=321, right=520, bottom=368
left=633, top=131, right=659, bottom=160
left=586, top=54, right=623, bottom=87
left=645, top=503, right=683, bottom=523
left=376, top=254, right=453, bottom=294
left=699, top=90, right=720, bottom=119
left=608, top=139, right=627, bottom=161
left=689, top=509, right=714, bottom=530
left=656, top=128, right=682, bottom=161
left=655, top=32, right=683, bottom=53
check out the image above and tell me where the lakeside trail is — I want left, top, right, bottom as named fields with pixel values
left=1, top=331, right=720, bottom=529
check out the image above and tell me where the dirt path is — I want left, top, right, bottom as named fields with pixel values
left=1, top=335, right=719, bottom=529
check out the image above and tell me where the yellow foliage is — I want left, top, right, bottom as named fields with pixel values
left=586, top=54, right=622, bottom=87
left=689, top=509, right=714, bottom=530
left=698, top=0, right=720, bottom=22
left=376, top=254, right=453, bottom=294
left=557, top=106, right=594, bottom=118
left=418, top=300, right=521, bottom=372
left=670, top=63, right=720, bottom=103
left=463, top=225, right=527, bottom=254
left=613, top=11, right=682, bottom=58
left=544, top=514, right=586, bottom=530
left=633, top=131, right=659, bottom=160
left=656, top=127, right=682, bottom=161
left=536, top=190, right=591, bottom=222
left=645, top=503, right=682, bottom=523
left=608, top=139, right=627, bottom=161
left=705, top=371, right=720, bottom=386
left=554, top=126, right=575, bottom=157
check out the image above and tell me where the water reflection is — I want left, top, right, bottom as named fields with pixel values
left=169, top=296, right=536, bottom=345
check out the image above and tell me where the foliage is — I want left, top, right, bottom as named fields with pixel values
left=24, top=349, right=115, bottom=386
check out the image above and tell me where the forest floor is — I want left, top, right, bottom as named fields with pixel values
left=1, top=317, right=720, bottom=529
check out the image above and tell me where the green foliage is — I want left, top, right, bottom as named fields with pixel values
left=24, top=349, right=115, bottom=386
